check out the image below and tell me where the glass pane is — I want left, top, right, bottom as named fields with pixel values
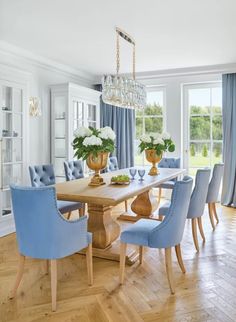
left=212, top=115, right=223, bottom=140
left=212, top=87, right=222, bottom=110
left=144, top=104, right=163, bottom=116
left=189, top=88, right=210, bottom=109
left=2, top=86, right=12, bottom=111
left=55, top=139, right=66, bottom=158
left=13, top=139, right=22, bottom=162
left=2, top=164, right=22, bottom=188
left=73, top=101, right=83, bottom=120
left=88, top=104, right=96, bottom=121
left=2, top=112, right=12, bottom=137
left=190, top=116, right=210, bottom=140
left=213, top=142, right=223, bottom=164
left=145, top=117, right=163, bottom=134
left=189, top=142, right=211, bottom=168
left=190, top=106, right=210, bottom=114
left=2, top=190, right=11, bottom=216
left=55, top=120, right=65, bottom=138
left=54, top=96, right=66, bottom=119
left=2, top=139, right=12, bottom=163
left=13, top=114, right=22, bottom=137
left=54, top=158, right=65, bottom=177
left=88, top=121, right=96, bottom=128
left=147, top=91, right=163, bottom=107
left=13, top=88, right=22, bottom=113
left=134, top=140, right=143, bottom=165
left=135, top=117, right=143, bottom=138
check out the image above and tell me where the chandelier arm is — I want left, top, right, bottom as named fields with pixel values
left=133, top=43, right=136, bottom=80
left=116, top=31, right=120, bottom=75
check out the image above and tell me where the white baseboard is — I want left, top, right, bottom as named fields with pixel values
left=0, top=218, right=15, bottom=237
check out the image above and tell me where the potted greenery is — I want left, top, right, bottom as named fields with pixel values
left=139, top=132, right=175, bottom=175
left=73, top=126, right=116, bottom=186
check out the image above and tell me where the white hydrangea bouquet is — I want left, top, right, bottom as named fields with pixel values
left=139, top=132, right=175, bottom=155
left=73, top=126, right=116, bottom=160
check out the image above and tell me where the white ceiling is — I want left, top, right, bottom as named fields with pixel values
left=1, top=0, right=236, bottom=78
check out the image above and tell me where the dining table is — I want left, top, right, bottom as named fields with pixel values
left=56, top=167, right=185, bottom=264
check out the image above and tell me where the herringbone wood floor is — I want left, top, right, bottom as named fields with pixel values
left=0, top=202, right=236, bottom=322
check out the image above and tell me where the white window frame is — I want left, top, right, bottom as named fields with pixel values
left=135, top=86, right=166, bottom=166
left=183, top=81, right=222, bottom=173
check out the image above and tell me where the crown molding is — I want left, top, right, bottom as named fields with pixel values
left=0, top=40, right=95, bottom=86
left=134, top=63, right=236, bottom=81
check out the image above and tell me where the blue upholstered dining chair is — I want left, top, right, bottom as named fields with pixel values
left=64, top=160, right=84, bottom=181
left=107, top=156, right=128, bottom=212
left=157, top=157, right=181, bottom=204
left=159, top=169, right=211, bottom=252
left=9, top=185, right=93, bottom=312
left=206, top=163, right=224, bottom=230
left=29, top=164, right=85, bottom=219
left=119, top=176, right=193, bottom=294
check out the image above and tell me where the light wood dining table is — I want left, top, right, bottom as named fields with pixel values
left=56, top=167, right=185, bottom=264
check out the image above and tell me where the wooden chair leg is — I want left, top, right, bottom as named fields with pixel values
left=9, top=254, right=25, bottom=299
left=175, top=244, right=186, bottom=273
left=119, top=243, right=127, bottom=284
left=51, top=259, right=57, bottom=312
left=191, top=218, right=199, bottom=252
left=86, top=243, right=93, bottom=286
left=79, top=208, right=84, bottom=217
left=208, top=203, right=215, bottom=230
left=67, top=212, right=72, bottom=220
left=197, top=217, right=205, bottom=242
left=165, top=248, right=175, bottom=294
left=139, top=246, right=144, bottom=264
left=158, top=215, right=164, bottom=221
left=212, top=202, right=219, bottom=224
left=124, top=200, right=128, bottom=212
left=46, top=260, right=49, bottom=275
left=158, top=187, right=162, bottom=205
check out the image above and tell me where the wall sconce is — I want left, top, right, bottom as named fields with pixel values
left=29, top=97, right=42, bottom=117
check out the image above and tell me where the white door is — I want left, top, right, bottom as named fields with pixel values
left=183, top=82, right=223, bottom=176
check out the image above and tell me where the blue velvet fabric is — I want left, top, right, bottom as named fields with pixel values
left=29, top=164, right=84, bottom=214
left=158, top=157, right=181, bottom=189
left=222, top=73, right=236, bottom=207
left=207, top=164, right=224, bottom=203
left=159, top=169, right=211, bottom=219
left=121, top=176, right=193, bottom=248
left=100, top=96, right=135, bottom=169
left=64, top=160, right=84, bottom=181
left=10, top=185, right=92, bottom=259
left=108, top=156, right=119, bottom=172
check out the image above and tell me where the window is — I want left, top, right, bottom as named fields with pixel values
left=185, top=84, right=223, bottom=176
left=135, top=88, right=165, bottom=165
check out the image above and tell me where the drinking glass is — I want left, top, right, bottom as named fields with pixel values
left=129, top=168, right=137, bottom=180
left=138, top=169, right=145, bottom=181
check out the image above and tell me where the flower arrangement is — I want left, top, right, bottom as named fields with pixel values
left=73, top=126, right=116, bottom=160
left=139, top=132, right=175, bottom=155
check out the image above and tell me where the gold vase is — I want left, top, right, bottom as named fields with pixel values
left=86, top=152, right=109, bottom=186
left=145, top=149, right=162, bottom=176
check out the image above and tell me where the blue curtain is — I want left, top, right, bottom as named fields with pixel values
left=221, top=73, right=236, bottom=207
left=95, top=85, right=135, bottom=169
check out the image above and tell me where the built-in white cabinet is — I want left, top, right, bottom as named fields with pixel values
left=0, top=80, right=27, bottom=236
left=50, top=83, right=101, bottom=181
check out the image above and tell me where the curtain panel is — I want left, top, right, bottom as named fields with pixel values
left=95, top=86, right=135, bottom=169
left=221, top=73, right=236, bottom=207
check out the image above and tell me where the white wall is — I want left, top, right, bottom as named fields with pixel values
left=0, top=42, right=94, bottom=168
left=139, top=72, right=222, bottom=165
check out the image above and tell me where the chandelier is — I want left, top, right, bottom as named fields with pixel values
left=102, top=27, right=146, bottom=109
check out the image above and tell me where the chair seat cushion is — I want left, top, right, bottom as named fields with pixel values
left=158, top=201, right=171, bottom=217
left=57, top=200, right=83, bottom=214
left=158, top=181, right=175, bottom=189
left=120, top=219, right=161, bottom=246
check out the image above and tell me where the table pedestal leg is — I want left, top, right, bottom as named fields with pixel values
left=118, top=190, right=159, bottom=222
left=79, top=203, right=139, bottom=265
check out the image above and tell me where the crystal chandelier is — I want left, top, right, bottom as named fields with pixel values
left=102, top=27, right=146, bottom=109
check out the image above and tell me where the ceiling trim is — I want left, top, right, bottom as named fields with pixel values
left=0, top=41, right=95, bottom=86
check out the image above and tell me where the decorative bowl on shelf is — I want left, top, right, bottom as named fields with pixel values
left=110, top=175, right=130, bottom=185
